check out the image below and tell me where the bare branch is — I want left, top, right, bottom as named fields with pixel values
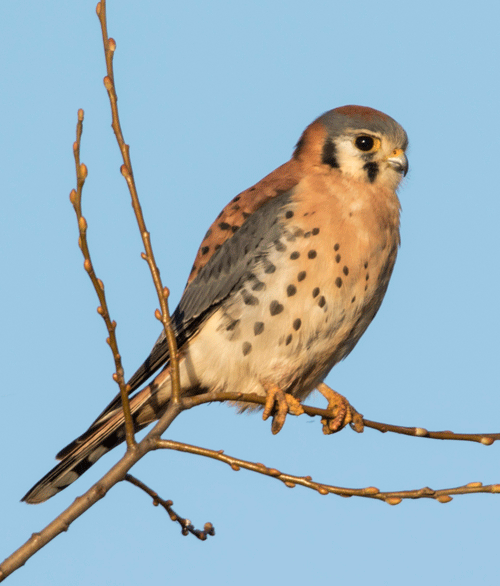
left=0, top=394, right=185, bottom=581
left=70, top=109, right=136, bottom=448
left=95, top=0, right=181, bottom=405
left=125, top=475, right=215, bottom=540
left=155, top=438, right=500, bottom=505
left=183, top=387, right=499, bottom=446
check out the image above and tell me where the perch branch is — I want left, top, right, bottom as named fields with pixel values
left=183, top=387, right=499, bottom=446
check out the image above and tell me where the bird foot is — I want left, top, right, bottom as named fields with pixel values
left=262, top=384, right=304, bottom=434
left=317, top=383, right=364, bottom=435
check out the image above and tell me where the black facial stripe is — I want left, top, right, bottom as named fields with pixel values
left=321, top=139, right=339, bottom=168
left=363, top=162, right=379, bottom=183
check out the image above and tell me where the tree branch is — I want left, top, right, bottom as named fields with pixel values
left=154, top=438, right=500, bottom=505
left=95, top=0, right=181, bottom=406
left=70, top=108, right=136, bottom=448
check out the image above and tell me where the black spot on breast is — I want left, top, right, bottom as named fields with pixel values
left=363, top=162, right=379, bottom=183
left=285, top=334, right=292, bottom=345
left=343, top=266, right=349, bottom=276
left=214, top=244, right=221, bottom=251
left=335, top=254, right=341, bottom=263
left=270, top=301, right=284, bottom=315
left=290, top=251, right=300, bottom=260
left=364, top=261, right=369, bottom=269
left=265, top=263, right=276, bottom=274
left=321, top=138, right=340, bottom=168
left=304, top=231, right=311, bottom=238
left=318, top=295, right=326, bottom=308
left=226, top=319, right=240, bottom=331
left=252, top=280, right=266, bottom=291
left=297, top=271, right=306, bottom=281
left=335, top=277, right=343, bottom=288
left=285, top=210, right=294, bottom=219
left=287, top=285, right=297, bottom=297
left=308, top=250, right=317, bottom=259
left=254, top=322, right=264, bottom=335
left=242, top=212, right=251, bottom=219
left=233, top=195, right=240, bottom=202
left=312, top=228, right=320, bottom=235
left=274, top=239, right=287, bottom=252
left=219, top=222, right=231, bottom=230
left=231, top=225, right=239, bottom=233
left=201, top=246, right=210, bottom=255
left=293, top=318, right=301, bottom=330
left=241, top=290, right=259, bottom=306
left=334, top=243, right=340, bottom=251
left=351, top=296, right=356, bottom=303
left=242, top=342, right=252, bottom=356
left=312, top=287, right=320, bottom=298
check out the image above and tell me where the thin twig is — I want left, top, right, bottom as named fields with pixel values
left=155, top=438, right=500, bottom=505
left=70, top=109, right=135, bottom=448
left=125, top=475, right=215, bottom=540
left=95, top=0, right=181, bottom=406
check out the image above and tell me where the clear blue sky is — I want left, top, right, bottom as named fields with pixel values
left=2, top=1, right=499, bottom=584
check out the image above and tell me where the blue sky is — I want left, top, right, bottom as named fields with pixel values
left=1, top=1, right=499, bottom=584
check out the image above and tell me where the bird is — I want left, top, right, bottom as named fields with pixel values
left=23, top=105, right=408, bottom=504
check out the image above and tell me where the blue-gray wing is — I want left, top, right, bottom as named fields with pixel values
left=89, top=190, right=294, bottom=425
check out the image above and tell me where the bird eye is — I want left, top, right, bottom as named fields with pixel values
left=355, top=136, right=375, bottom=151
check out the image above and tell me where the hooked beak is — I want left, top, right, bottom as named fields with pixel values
left=385, top=148, right=408, bottom=176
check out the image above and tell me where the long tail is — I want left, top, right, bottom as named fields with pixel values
left=22, top=368, right=173, bottom=504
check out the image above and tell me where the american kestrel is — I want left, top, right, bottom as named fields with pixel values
left=23, top=105, right=408, bottom=504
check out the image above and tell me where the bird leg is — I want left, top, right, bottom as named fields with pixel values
left=262, top=383, right=304, bottom=435
left=317, top=383, right=364, bottom=435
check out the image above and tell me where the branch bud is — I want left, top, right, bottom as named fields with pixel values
left=84, top=259, right=92, bottom=272
left=109, top=38, right=116, bottom=52
left=80, top=163, right=88, bottom=179
left=414, top=428, right=428, bottom=437
left=103, top=76, right=113, bottom=91
left=69, top=189, right=77, bottom=204
left=78, top=108, right=84, bottom=121
left=436, top=495, right=453, bottom=503
left=79, top=216, right=88, bottom=231
left=385, top=497, right=402, bottom=506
